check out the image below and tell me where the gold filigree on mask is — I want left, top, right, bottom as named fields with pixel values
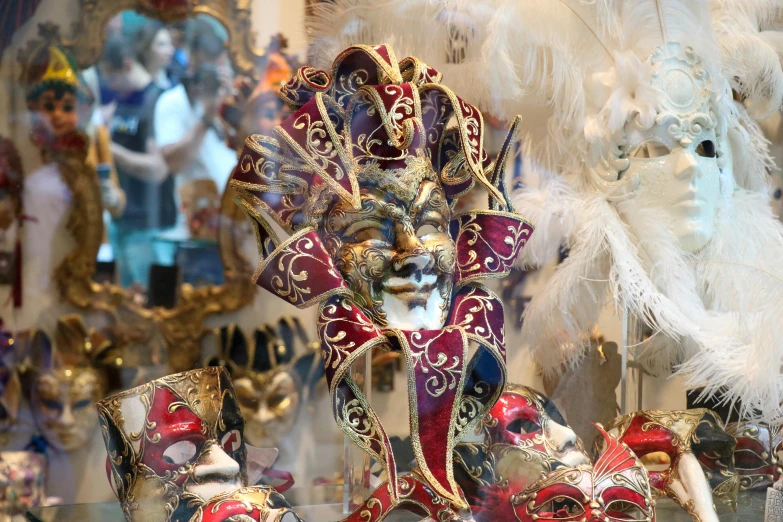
left=321, top=175, right=456, bottom=330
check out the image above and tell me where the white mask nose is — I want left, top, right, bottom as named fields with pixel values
left=193, top=442, right=241, bottom=480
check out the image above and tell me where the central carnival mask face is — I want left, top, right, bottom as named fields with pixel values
left=322, top=173, right=456, bottom=330
left=97, top=368, right=248, bottom=522
left=511, top=428, right=655, bottom=522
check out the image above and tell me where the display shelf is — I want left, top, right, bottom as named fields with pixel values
left=25, top=491, right=769, bottom=521
left=655, top=492, right=767, bottom=521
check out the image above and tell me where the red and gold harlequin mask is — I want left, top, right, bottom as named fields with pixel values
left=97, top=367, right=249, bottom=522
left=25, top=316, right=112, bottom=452
left=726, top=422, right=782, bottom=491
left=604, top=410, right=738, bottom=521
left=187, top=486, right=303, bottom=522
left=511, top=427, right=656, bottom=522
left=455, top=384, right=588, bottom=502
left=454, top=384, right=589, bottom=521
left=231, top=44, right=532, bottom=519
left=0, top=451, right=46, bottom=517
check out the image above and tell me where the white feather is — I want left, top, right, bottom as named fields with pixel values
left=712, top=0, right=783, bottom=119
left=311, top=0, right=783, bottom=421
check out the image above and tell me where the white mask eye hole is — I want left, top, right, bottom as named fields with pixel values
left=221, top=429, right=243, bottom=452
left=639, top=451, right=672, bottom=472
left=604, top=500, right=646, bottom=519
left=629, top=141, right=671, bottom=159
left=162, top=440, right=197, bottom=465
left=416, top=223, right=440, bottom=238
left=695, top=140, right=717, bottom=158
left=506, top=417, right=542, bottom=435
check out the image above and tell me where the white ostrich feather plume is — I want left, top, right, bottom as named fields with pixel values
left=311, top=0, right=783, bottom=421
left=712, top=0, right=783, bottom=119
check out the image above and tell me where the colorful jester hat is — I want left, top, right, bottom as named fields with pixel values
left=21, top=43, right=92, bottom=106
left=231, top=44, right=533, bottom=520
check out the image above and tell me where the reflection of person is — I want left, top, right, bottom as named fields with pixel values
left=99, top=35, right=176, bottom=287
left=133, top=21, right=175, bottom=90
left=221, top=35, right=294, bottom=150
left=154, top=20, right=236, bottom=200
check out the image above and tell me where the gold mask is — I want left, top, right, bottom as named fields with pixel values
left=321, top=162, right=456, bottom=330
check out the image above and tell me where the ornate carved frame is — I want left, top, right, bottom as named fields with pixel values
left=19, top=0, right=262, bottom=372
left=67, top=0, right=264, bottom=75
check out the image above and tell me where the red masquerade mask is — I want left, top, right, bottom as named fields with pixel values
left=187, top=486, right=303, bottom=522
left=604, top=409, right=738, bottom=519
left=512, top=426, right=656, bottom=522
left=97, top=367, right=248, bottom=522
left=726, top=422, right=782, bottom=491
left=454, top=384, right=590, bottom=521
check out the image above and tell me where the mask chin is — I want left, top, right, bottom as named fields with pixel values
left=379, top=288, right=448, bottom=330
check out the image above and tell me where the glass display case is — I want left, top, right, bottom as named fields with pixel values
left=1, top=1, right=783, bottom=521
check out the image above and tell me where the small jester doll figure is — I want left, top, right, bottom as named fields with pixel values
left=20, top=35, right=125, bottom=217
left=231, top=44, right=533, bottom=520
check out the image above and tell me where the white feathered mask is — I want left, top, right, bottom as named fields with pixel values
left=310, top=0, right=783, bottom=422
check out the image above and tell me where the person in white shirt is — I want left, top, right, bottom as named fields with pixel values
left=153, top=21, right=236, bottom=201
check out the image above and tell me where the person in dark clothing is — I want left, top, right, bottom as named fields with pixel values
left=99, top=34, right=176, bottom=287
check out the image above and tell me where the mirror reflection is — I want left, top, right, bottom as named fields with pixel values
left=89, top=13, right=240, bottom=299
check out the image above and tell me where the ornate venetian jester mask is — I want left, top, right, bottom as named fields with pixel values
left=603, top=409, right=738, bottom=522
left=454, top=384, right=590, bottom=521
left=0, top=451, right=46, bottom=518
left=231, top=44, right=532, bottom=519
left=215, top=319, right=322, bottom=448
left=725, top=422, right=782, bottom=491
left=98, top=367, right=250, bottom=522
left=511, top=427, right=656, bottom=522
left=24, top=315, right=112, bottom=452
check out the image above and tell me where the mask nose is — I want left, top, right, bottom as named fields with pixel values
left=546, top=419, right=577, bottom=450
left=391, top=223, right=432, bottom=273
left=59, top=402, right=75, bottom=428
left=673, top=149, right=701, bottom=180
left=193, top=442, right=241, bottom=480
